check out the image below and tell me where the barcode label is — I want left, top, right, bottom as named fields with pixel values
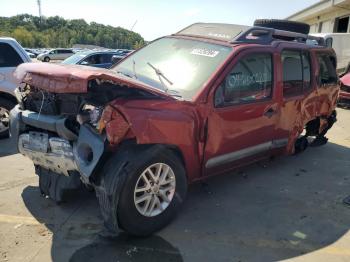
left=191, top=48, right=219, bottom=57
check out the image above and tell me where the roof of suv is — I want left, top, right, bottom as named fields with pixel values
left=175, top=22, right=326, bottom=47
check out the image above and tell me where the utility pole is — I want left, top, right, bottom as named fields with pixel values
left=130, top=20, right=137, bottom=31
left=37, top=0, right=42, bottom=22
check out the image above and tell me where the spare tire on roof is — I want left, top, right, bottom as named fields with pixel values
left=254, top=19, right=310, bottom=35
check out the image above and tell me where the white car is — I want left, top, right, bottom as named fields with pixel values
left=0, top=37, right=31, bottom=138
left=37, top=48, right=74, bottom=62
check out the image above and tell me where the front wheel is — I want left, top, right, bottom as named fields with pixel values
left=43, top=56, right=50, bottom=62
left=99, top=147, right=187, bottom=236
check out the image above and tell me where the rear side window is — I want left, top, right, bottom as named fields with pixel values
left=302, top=53, right=311, bottom=91
left=282, top=50, right=311, bottom=97
left=317, top=54, right=338, bottom=85
left=83, top=54, right=101, bottom=65
left=215, top=53, right=273, bottom=107
left=101, top=54, right=113, bottom=63
left=0, top=43, right=23, bottom=67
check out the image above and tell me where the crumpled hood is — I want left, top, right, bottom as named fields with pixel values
left=340, top=72, right=350, bottom=87
left=14, top=62, right=170, bottom=97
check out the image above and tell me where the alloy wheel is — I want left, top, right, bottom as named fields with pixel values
left=134, top=163, right=176, bottom=217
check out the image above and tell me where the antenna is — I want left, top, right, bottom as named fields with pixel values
left=37, top=0, right=42, bottom=21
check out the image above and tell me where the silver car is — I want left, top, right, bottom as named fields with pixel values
left=37, top=48, right=74, bottom=62
left=0, top=37, right=31, bottom=138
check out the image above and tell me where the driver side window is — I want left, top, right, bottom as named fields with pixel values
left=215, top=53, right=273, bottom=107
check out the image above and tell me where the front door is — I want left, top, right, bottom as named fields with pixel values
left=204, top=50, right=281, bottom=176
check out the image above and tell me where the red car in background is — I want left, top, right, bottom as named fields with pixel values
left=339, top=72, right=350, bottom=106
left=10, top=20, right=339, bottom=236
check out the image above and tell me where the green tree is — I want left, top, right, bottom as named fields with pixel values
left=12, top=26, right=34, bottom=47
left=0, top=14, right=145, bottom=49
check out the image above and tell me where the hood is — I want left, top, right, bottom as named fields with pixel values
left=340, top=72, right=350, bottom=87
left=14, top=62, right=171, bottom=98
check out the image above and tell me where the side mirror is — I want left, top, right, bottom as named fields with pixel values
left=80, top=61, right=89, bottom=65
left=111, top=55, right=121, bottom=64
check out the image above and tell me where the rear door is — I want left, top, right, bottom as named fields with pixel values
left=277, top=47, right=315, bottom=150
left=204, top=48, right=280, bottom=176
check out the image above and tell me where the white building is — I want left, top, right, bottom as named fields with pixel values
left=287, top=0, right=350, bottom=33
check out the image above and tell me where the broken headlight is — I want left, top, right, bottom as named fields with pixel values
left=77, top=104, right=104, bottom=128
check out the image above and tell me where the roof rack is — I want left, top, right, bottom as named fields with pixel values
left=232, top=26, right=326, bottom=46
left=175, top=23, right=326, bottom=46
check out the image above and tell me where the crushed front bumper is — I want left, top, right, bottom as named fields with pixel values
left=9, top=105, right=105, bottom=180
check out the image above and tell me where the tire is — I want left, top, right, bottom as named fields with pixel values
left=97, top=146, right=187, bottom=236
left=0, top=98, right=16, bottom=139
left=294, top=136, right=308, bottom=154
left=43, top=56, right=50, bottom=62
left=254, top=19, right=310, bottom=35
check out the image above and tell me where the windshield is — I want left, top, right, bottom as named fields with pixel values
left=62, top=52, right=87, bottom=64
left=112, top=37, right=232, bottom=100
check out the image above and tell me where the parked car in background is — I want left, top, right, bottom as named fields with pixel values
left=0, top=37, right=31, bottom=138
left=339, top=72, right=350, bottom=106
left=10, top=20, right=339, bottom=236
left=24, top=48, right=37, bottom=58
left=25, top=51, right=36, bottom=59
left=37, top=48, right=74, bottom=62
left=311, top=33, right=350, bottom=76
left=62, top=50, right=125, bottom=68
left=115, top=49, right=134, bottom=56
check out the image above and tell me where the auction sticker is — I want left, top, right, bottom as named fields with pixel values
left=191, top=48, right=219, bottom=57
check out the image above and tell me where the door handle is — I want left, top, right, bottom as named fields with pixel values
left=264, top=107, right=276, bottom=118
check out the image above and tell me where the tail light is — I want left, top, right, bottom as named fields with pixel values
left=99, top=106, right=130, bottom=145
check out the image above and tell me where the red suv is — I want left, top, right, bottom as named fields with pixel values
left=10, top=20, right=339, bottom=236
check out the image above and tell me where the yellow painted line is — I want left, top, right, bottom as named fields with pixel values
left=0, top=214, right=40, bottom=225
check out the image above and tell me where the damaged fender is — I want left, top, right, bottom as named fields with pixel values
left=102, top=99, right=203, bottom=182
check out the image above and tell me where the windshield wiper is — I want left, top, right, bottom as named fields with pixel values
left=147, top=62, right=173, bottom=92
left=116, top=70, right=133, bottom=79
left=132, top=59, right=138, bottom=79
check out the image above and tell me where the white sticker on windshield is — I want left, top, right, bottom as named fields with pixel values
left=191, top=48, right=219, bottom=58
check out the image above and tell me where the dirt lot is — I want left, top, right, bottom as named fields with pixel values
left=0, top=108, right=350, bottom=262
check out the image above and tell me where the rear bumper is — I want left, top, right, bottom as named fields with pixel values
left=9, top=105, right=105, bottom=180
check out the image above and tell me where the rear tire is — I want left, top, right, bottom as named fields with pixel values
left=0, top=98, right=16, bottom=139
left=294, top=136, right=308, bottom=154
left=254, top=19, right=310, bottom=34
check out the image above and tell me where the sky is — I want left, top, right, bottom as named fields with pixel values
left=0, top=0, right=321, bottom=40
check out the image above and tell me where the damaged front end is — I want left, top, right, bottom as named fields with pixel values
left=10, top=63, right=166, bottom=202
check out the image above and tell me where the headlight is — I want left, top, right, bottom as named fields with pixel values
left=77, top=104, right=104, bottom=128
